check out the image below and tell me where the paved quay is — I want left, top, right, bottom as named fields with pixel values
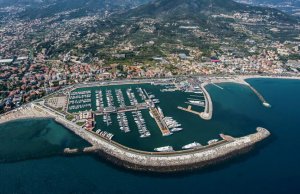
left=0, top=103, right=271, bottom=172
left=200, top=82, right=213, bottom=120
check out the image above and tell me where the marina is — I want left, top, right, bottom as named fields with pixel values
left=60, top=77, right=270, bottom=152
left=68, top=82, right=187, bottom=144
left=0, top=77, right=275, bottom=172
left=0, top=77, right=299, bottom=193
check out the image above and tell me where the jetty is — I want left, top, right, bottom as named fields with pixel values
left=211, top=83, right=224, bottom=90
left=235, top=78, right=271, bottom=108
left=178, top=105, right=202, bottom=117
left=208, top=77, right=271, bottom=108
left=94, top=103, right=149, bottom=115
left=247, top=85, right=271, bottom=108
left=150, top=107, right=171, bottom=136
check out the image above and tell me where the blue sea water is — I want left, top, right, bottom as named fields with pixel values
left=0, top=78, right=300, bottom=194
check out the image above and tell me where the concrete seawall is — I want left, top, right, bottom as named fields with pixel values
left=0, top=104, right=271, bottom=173
left=86, top=127, right=270, bottom=172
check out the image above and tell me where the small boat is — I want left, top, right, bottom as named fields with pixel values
left=182, top=142, right=202, bottom=150
left=157, top=106, right=164, bottom=117
left=154, top=146, right=174, bottom=152
left=171, top=128, right=183, bottom=132
left=208, top=139, right=219, bottom=145
left=194, top=91, right=203, bottom=94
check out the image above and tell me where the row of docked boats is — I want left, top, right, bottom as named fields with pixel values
left=95, top=129, right=114, bottom=140
left=115, top=89, right=130, bottom=133
left=149, top=106, right=183, bottom=135
left=117, top=112, right=130, bottom=133
left=154, top=142, right=202, bottom=152
left=189, top=86, right=203, bottom=94
left=115, top=89, right=126, bottom=107
left=106, top=90, right=115, bottom=108
left=185, top=91, right=205, bottom=107
left=137, top=87, right=147, bottom=100
left=154, top=139, right=219, bottom=152
left=160, top=85, right=178, bottom=92
left=68, top=103, right=92, bottom=110
left=102, top=90, right=115, bottom=126
left=103, top=113, right=112, bottom=126
left=163, top=117, right=183, bottom=133
left=69, top=90, right=92, bottom=110
left=69, top=90, right=91, bottom=99
left=96, top=90, right=104, bottom=110
left=133, top=110, right=151, bottom=138
left=148, top=93, right=160, bottom=104
left=69, top=98, right=92, bottom=104
left=158, top=106, right=183, bottom=133
left=127, top=88, right=138, bottom=105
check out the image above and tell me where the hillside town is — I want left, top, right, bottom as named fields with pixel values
left=0, top=3, right=300, bottom=113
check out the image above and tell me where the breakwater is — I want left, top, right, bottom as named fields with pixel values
left=200, top=83, right=213, bottom=120
left=86, top=127, right=270, bottom=172
left=208, top=77, right=271, bottom=108
left=0, top=103, right=270, bottom=173
left=247, top=85, right=271, bottom=107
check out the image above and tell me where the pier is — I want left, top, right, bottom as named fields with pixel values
left=95, top=103, right=149, bottom=115
left=208, top=77, right=271, bottom=109
left=149, top=107, right=171, bottom=136
left=211, top=83, right=224, bottom=90
left=178, top=105, right=202, bottom=117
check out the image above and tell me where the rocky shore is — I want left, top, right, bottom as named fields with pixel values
left=85, top=127, right=270, bottom=172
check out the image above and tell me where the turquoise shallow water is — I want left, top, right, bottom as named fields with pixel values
left=0, top=78, right=300, bottom=193
left=0, top=118, right=91, bottom=162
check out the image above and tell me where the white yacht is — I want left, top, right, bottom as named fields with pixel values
left=157, top=106, right=164, bottom=117
left=182, top=142, right=202, bottom=150
left=154, top=146, right=174, bottom=152
left=208, top=139, right=219, bottom=145
left=170, top=128, right=183, bottom=132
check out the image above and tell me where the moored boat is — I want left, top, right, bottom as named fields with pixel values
left=182, top=142, right=202, bottom=150
left=171, top=128, right=183, bottom=132
left=208, top=139, right=219, bottom=145
left=154, top=146, right=174, bottom=152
